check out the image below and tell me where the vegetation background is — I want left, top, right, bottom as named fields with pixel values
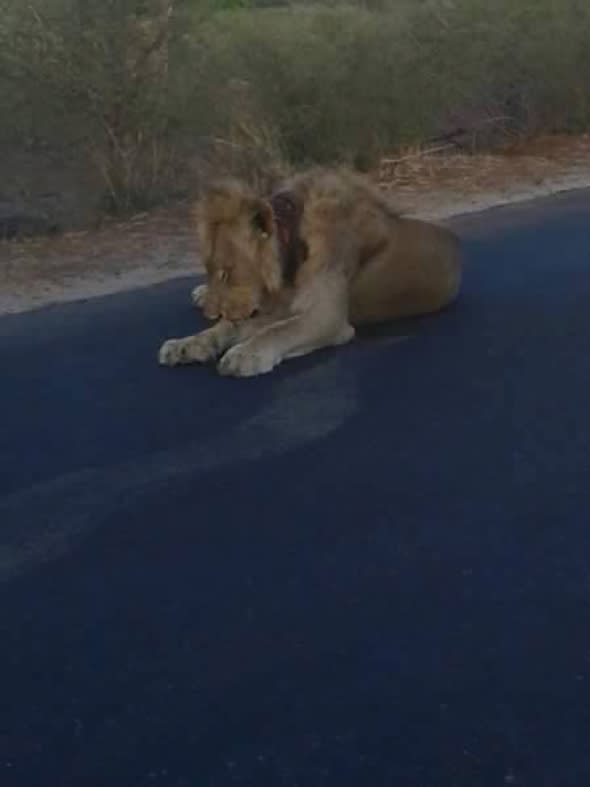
left=1, top=0, right=589, bottom=233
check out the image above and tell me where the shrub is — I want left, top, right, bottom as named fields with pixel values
left=0, top=0, right=589, bottom=218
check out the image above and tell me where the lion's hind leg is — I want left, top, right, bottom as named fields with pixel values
left=348, top=232, right=461, bottom=327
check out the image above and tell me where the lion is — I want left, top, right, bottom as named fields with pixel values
left=158, top=168, right=462, bottom=377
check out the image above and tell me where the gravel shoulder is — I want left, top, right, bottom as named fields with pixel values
left=1, top=133, right=589, bottom=316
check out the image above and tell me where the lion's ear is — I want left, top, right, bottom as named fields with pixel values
left=251, top=200, right=274, bottom=238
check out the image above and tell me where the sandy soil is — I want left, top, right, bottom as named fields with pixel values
left=1, top=133, right=589, bottom=316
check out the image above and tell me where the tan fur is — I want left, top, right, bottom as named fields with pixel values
left=159, top=168, right=462, bottom=377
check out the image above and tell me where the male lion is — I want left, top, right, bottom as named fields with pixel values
left=158, top=168, right=462, bottom=377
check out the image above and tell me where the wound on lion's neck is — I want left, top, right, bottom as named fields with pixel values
left=270, top=190, right=304, bottom=285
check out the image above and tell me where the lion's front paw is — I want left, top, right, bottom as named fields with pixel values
left=158, top=338, right=193, bottom=367
left=217, top=342, right=278, bottom=378
left=191, top=283, right=208, bottom=310
left=158, top=334, right=218, bottom=367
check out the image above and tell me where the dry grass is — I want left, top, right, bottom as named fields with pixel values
left=378, top=134, right=590, bottom=202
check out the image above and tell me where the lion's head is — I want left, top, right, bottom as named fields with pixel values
left=195, top=180, right=283, bottom=321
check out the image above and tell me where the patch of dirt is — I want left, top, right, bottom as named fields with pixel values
left=1, top=133, right=590, bottom=315
left=0, top=204, right=197, bottom=314
left=377, top=132, right=590, bottom=218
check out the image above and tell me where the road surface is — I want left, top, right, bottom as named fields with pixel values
left=1, top=189, right=590, bottom=786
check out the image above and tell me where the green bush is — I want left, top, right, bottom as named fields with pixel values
left=193, top=0, right=590, bottom=162
left=1, top=0, right=589, bottom=217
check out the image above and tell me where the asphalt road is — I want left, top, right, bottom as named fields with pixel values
left=2, top=189, right=590, bottom=787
